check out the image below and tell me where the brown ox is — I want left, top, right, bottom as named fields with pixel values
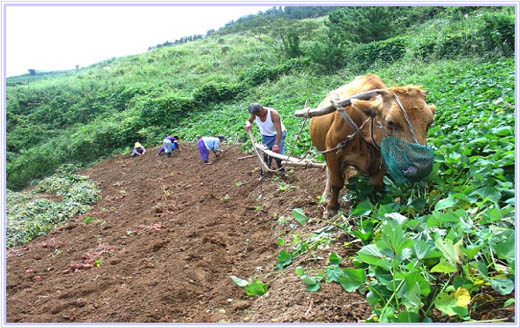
left=310, top=74, right=436, bottom=217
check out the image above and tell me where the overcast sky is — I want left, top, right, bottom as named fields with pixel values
left=5, top=4, right=273, bottom=77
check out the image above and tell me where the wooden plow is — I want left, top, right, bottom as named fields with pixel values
left=247, top=89, right=385, bottom=173
left=247, top=128, right=325, bottom=173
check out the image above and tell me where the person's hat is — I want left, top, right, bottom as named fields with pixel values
left=218, top=135, right=225, bottom=141
left=134, top=142, right=142, bottom=148
left=248, top=103, right=262, bottom=114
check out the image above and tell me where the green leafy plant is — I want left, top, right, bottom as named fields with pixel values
left=279, top=182, right=298, bottom=192
left=292, top=208, right=308, bottom=225
left=230, top=275, right=267, bottom=296
left=221, top=194, right=230, bottom=200
left=6, top=165, right=100, bottom=248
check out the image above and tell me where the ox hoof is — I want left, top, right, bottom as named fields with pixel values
left=323, top=208, right=338, bottom=219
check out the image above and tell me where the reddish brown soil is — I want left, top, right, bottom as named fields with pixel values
left=6, top=143, right=370, bottom=323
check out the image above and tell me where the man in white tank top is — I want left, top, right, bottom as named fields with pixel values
left=245, top=103, right=287, bottom=179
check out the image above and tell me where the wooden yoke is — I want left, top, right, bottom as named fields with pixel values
left=294, top=89, right=384, bottom=118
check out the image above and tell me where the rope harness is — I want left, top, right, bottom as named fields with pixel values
left=317, top=92, right=419, bottom=156
left=392, top=93, right=419, bottom=143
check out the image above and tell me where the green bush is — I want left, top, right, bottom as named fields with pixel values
left=477, top=11, right=514, bottom=55
left=239, top=63, right=281, bottom=86
left=139, top=93, right=196, bottom=126
left=307, top=35, right=347, bottom=73
left=110, top=84, right=153, bottom=110
left=327, top=7, right=400, bottom=44
left=239, top=59, right=308, bottom=86
left=396, top=6, right=445, bottom=27
left=414, top=11, right=514, bottom=60
left=6, top=139, right=66, bottom=190
left=193, top=81, right=242, bottom=104
left=352, top=36, right=407, bottom=71
left=6, top=112, right=145, bottom=190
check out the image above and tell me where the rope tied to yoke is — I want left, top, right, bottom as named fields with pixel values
left=316, top=93, right=382, bottom=156
left=317, top=116, right=372, bottom=155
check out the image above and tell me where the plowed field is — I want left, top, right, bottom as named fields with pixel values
left=6, top=143, right=370, bottom=323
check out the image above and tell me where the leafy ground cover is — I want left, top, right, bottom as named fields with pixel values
left=6, top=164, right=100, bottom=248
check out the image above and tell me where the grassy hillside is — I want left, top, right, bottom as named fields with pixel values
left=6, top=6, right=514, bottom=191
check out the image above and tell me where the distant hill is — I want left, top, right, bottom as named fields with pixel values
left=7, top=69, right=76, bottom=86
left=147, top=6, right=337, bottom=51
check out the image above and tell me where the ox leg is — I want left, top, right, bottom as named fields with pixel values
left=321, top=167, right=331, bottom=203
left=325, top=186, right=342, bottom=218
left=324, top=159, right=344, bottom=218
left=368, top=169, right=386, bottom=201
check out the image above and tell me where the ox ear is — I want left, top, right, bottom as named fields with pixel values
left=351, top=95, right=384, bottom=117
left=429, top=104, right=436, bottom=115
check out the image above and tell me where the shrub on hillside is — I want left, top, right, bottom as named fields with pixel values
left=111, top=84, right=152, bottom=110
left=7, top=111, right=147, bottom=191
left=280, top=57, right=312, bottom=73
left=239, top=59, right=308, bottom=86
left=396, top=6, right=446, bottom=27
left=307, top=35, right=347, bottom=73
left=327, top=7, right=400, bottom=44
left=6, top=139, right=66, bottom=190
left=74, top=124, right=136, bottom=161
left=351, top=36, right=407, bottom=71
left=139, top=94, right=196, bottom=126
left=239, top=63, right=281, bottom=86
left=193, top=81, right=243, bottom=104
left=414, top=11, right=514, bottom=60
left=477, top=11, right=514, bottom=55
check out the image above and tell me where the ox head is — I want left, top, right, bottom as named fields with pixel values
left=351, top=86, right=436, bottom=184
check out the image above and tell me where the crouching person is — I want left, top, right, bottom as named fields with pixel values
left=198, top=136, right=225, bottom=165
left=130, top=142, right=146, bottom=157
left=157, top=136, right=180, bottom=158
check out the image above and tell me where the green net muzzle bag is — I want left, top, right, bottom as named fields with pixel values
left=380, top=136, right=434, bottom=184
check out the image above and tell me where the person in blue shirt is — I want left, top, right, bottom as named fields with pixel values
left=198, top=136, right=225, bottom=164
left=157, top=136, right=180, bottom=158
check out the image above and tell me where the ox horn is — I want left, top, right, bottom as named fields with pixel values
left=294, top=89, right=386, bottom=118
